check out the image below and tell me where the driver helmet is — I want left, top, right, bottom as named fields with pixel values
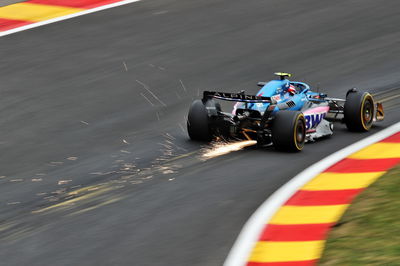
left=287, top=84, right=296, bottom=95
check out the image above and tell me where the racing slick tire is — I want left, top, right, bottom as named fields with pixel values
left=272, top=111, right=306, bottom=152
left=187, top=100, right=213, bottom=141
left=344, top=90, right=374, bottom=131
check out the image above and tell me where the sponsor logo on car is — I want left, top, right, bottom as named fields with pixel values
left=271, top=94, right=281, bottom=102
left=305, top=112, right=326, bottom=129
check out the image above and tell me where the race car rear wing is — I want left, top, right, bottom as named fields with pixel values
left=203, top=91, right=271, bottom=103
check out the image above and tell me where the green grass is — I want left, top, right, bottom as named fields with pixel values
left=319, top=166, right=400, bottom=266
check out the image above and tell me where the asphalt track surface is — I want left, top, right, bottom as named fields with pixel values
left=1, top=0, right=400, bottom=265
left=0, top=1, right=24, bottom=7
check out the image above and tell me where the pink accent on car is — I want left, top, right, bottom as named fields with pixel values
left=232, top=102, right=240, bottom=115
left=303, top=106, right=330, bottom=115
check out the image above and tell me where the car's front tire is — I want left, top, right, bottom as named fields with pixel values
left=344, top=90, right=374, bottom=131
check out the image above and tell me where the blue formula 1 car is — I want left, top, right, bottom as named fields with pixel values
left=187, top=73, right=384, bottom=151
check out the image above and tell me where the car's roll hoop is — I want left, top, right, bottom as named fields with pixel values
left=274, top=72, right=292, bottom=80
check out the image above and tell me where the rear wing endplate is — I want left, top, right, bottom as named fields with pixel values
left=203, top=91, right=271, bottom=103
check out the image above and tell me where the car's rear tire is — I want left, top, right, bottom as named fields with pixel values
left=272, top=111, right=306, bottom=152
left=344, top=90, right=374, bottom=131
left=187, top=100, right=212, bottom=141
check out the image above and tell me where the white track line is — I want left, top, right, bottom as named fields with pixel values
left=0, top=0, right=142, bottom=37
left=224, top=121, right=400, bottom=266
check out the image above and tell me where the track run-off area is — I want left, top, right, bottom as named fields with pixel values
left=226, top=123, right=400, bottom=266
left=0, top=1, right=399, bottom=265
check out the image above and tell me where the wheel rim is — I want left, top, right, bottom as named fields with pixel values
left=295, top=117, right=305, bottom=149
left=362, top=97, right=373, bottom=129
